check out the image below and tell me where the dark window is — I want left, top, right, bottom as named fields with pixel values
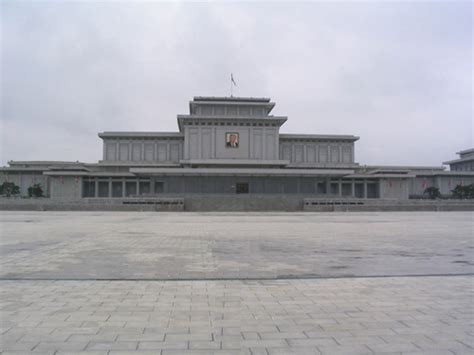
left=330, top=183, right=339, bottom=195
left=367, top=183, right=378, bottom=198
left=317, top=182, right=327, bottom=194
left=354, top=183, right=364, bottom=198
left=139, top=181, right=150, bottom=195
left=300, top=178, right=315, bottom=194
left=236, top=182, right=249, bottom=194
left=125, top=181, right=137, bottom=197
left=112, top=181, right=123, bottom=198
left=98, top=181, right=109, bottom=197
left=82, top=179, right=95, bottom=198
left=155, top=181, right=164, bottom=193
left=341, top=183, right=352, bottom=196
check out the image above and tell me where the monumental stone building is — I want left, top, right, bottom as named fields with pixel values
left=1, top=96, right=473, bottom=202
left=443, top=149, right=474, bottom=172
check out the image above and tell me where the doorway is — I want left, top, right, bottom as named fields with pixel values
left=236, top=182, right=249, bottom=194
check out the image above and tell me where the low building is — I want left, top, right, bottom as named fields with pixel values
left=1, top=96, right=473, bottom=200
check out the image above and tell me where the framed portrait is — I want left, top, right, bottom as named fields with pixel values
left=225, top=132, right=239, bottom=148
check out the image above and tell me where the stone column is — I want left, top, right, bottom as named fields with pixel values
left=94, top=178, right=98, bottom=198
left=108, top=178, right=112, bottom=198
left=122, top=179, right=126, bottom=198
left=363, top=180, right=368, bottom=199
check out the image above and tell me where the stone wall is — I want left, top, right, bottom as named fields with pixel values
left=0, top=172, right=50, bottom=197
left=184, top=126, right=279, bottom=161
left=1, top=196, right=473, bottom=212
left=102, top=138, right=183, bottom=163
left=0, top=197, right=184, bottom=211
left=279, top=140, right=355, bottom=165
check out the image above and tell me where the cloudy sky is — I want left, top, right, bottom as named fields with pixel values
left=1, top=0, right=472, bottom=167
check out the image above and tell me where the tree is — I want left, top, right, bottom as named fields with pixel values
left=452, top=184, right=474, bottom=199
left=423, top=186, right=441, bottom=199
left=0, top=182, right=20, bottom=197
left=28, top=183, right=44, bottom=197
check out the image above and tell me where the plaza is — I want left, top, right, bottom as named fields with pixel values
left=0, top=211, right=473, bottom=354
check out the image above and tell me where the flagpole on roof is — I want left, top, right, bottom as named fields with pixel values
left=230, top=73, right=237, bottom=97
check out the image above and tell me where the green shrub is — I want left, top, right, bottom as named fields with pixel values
left=0, top=182, right=20, bottom=197
left=28, top=183, right=44, bottom=197
left=423, top=186, right=441, bottom=199
left=451, top=184, right=474, bottom=199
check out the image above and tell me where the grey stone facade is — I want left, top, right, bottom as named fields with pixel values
left=1, top=96, right=473, bottom=201
left=443, top=148, right=474, bottom=172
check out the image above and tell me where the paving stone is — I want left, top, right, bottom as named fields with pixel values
left=1, top=212, right=472, bottom=280
left=34, top=342, right=89, bottom=351
left=138, top=341, right=188, bottom=350
left=0, top=212, right=472, bottom=354
left=86, top=341, right=138, bottom=350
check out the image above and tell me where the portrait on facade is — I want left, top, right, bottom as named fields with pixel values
left=225, top=132, right=239, bottom=148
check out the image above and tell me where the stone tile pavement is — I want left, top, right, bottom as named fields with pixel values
left=1, top=276, right=473, bottom=354
left=0, top=211, right=473, bottom=354
left=0, top=212, right=473, bottom=280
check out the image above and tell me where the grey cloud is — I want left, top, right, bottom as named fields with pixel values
left=1, top=1, right=471, bottom=166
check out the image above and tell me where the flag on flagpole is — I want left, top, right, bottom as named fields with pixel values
left=231, top=73, right=237, bottom=86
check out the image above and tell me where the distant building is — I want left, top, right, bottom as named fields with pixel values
left=443, top=149, right=474, bottom=172
left=1, top=96, right=473, bottom=200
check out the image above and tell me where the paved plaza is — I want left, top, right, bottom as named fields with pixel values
left=0, top=211, right=473, bottom=354
left=0, top=212, right=473, bottom=280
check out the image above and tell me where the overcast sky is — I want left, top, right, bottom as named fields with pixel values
left=1, top=0, right=472, bottom=167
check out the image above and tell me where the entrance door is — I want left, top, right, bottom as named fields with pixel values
left=236, top=182, right=249, bottom=194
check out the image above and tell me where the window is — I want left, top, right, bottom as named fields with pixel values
left=236, top=182, right=249, bottom=194
left=112, top=181, right=123, bottom=198
left=341, top=183, right=352, bottom=196
left=354, top=183, right=364, bottom=198
left=367, top=183, right=378, bottom=198
left=125, top=181, right=137, bottom=197
left=98, top=181, right=109, bottom=197
left=155, top=181, right=164, bottom=193
left=82, top=179, right=95, bottom=198
left=317, top=182, right=327, bottom=194
left=139, top=181, right=150, bottom=195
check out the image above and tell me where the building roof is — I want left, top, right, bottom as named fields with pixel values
left=98, top=132, right=184, bottom=139
left=130, top=167, right=355, bottom=177
left=457, top=148, right=474, bottom=155
left=359, top=165, right=445, bottom=172
left=180, top=159, right=290, bottom=167
left=193, top=96, right=271, bottom=103
left=177, top=116, right=287, bottom=131
left=279, top=134, right=359, bottom=141
left=8, top=160, right=84, bottom=166
left=442, top=156, right=474, bottom=165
